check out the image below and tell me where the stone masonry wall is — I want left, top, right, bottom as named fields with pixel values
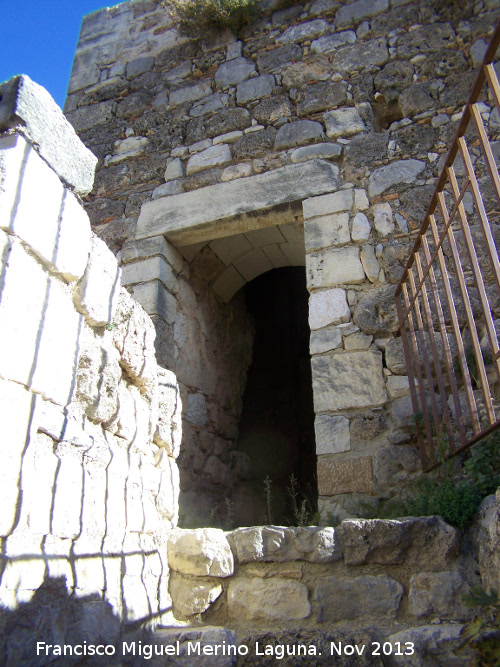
left=65, top=0, right=500, bottom=521
left=0, top=76, right=182, bottom=654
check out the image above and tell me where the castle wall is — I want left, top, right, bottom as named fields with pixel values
left=0, top=76, right=181, bottom=651
left=65, top=0, right=500, bottom=522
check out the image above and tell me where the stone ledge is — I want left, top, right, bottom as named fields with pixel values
left=136, top=160, right=340, bottom=246
left=0, top=75, right=97, bottom=194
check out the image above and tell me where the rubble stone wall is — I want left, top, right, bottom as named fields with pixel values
left=0, top=76, right=181, bottom=649
left=65, top=0, right=500, bottom=521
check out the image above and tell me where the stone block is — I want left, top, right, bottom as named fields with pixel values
left=245, top=226, right=286, bottom=248
left=274, top=119, right=324, bottom=150
left=170, top=574, right=222, bottom=618
left=0, top=75, right=97, bottom=194
left=129, top=281, right=177, bottom=324
left=305, top=213, right=350, bottom=252
left=386, top=375, right=410, bottom=398
left=51, top=446, right=84, bottom=539
left=312, top=350, right=387, bottom=411
left=66, top=100, right=117, bottom=133
left=277, top=19, right=331, bottom=44
left=324, top=107, right=366, bottom=139
left=164, top=158, right=183, bottom=181
left=169, top=80, right=213, bottom=106
left=256, top=44, right=302, bottom=74
left=121, top=256, right=178, bottom=294
left=167, top=528, right=234, bottom=577
left=351, top=212, right=371, bottom=242
left=384, top=625, right=473, bottom=667
left=344, top=331, right=373, bottom=350
left=310, top=325, right=342, bottom=354
left=330, top=38, right=389, bottom=74
left=227, top=578, right=311, bottom=621
left=307, top=246, right=365, bottom=288
left=227, top=526, right=341, bottom=564
left=309, top=288, right=350, bottom=330
left=338, top=516, right=459, bottom=568
left=121, top=236, right=183, bottom=273
left=373, top=445, right=420, bottom=495
left=191, top=93, right=229, bottom=118
left=291, top=143, right=342, bottom=163
left=408, top=571, right=467, bottom=618
left=318, top=456, right=374, bottom=495
left=360, top=245, right=380, bottom=283
left=74, top=235, right=121, bottom=327
left=137, top=160, right=340, bottom=245
left=236, top=75, right=275, bottom=104
left=353, top=285, right=398, bottom=336
left=126, top=56, right=155, bottom=79
left=215, top=57, right=255, bottom=88
left=373, top=202, right=394, bottom=236
left=369, top=159, right=426, bottom=198
left=0, top=241, right=82, bottom=406
left=303, top=189, right=353, bottom=218
left=335, top=0, right=389, bottom=26
left=315, top=415, right=350, bottom=455
left=385, top=337, right=406, bottom=374
left=297, top=80, right=349, bottom=116
left=313, top=574, right=402, bottom=623
left=213, top=266, right=246, bottom=303
left=311, top=30, right=357, bottom=54
left=186, top=144, right=232, bottom=175
left=221, top=163, right=252, bottom=181
left=233, top=247, right=274, bottom=282
left=155, top=449, right=180, bottom=523
left=262, top=244, right=291, bottom=269
left=154, top=367, right=182, bottom=457
left=0, top=135, right=91, bottom=281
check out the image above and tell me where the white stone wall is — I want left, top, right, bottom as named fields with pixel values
left=0, top=122, right=181, bottom=630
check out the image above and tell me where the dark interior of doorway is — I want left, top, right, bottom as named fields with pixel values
left=234, top=266, right=317, bottom=527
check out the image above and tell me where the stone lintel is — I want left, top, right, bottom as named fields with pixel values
left=0, top=75, right=97, bottom=194
left=136, top=160, right=340, bottom=246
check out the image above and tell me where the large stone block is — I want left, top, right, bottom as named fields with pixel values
left=137, top=160, right=340, bottom=246
left=408, top=571, right=467, bottom=618
left=308, top=288, right=350, bottom=330
left=170, top=574, right=222, bottom=618
left=186, top=144, right=232, bottom=175
left=305, top=213, right=350, bottom=251
left=274, top=119, right=324, bottom=150
left=315, top=414, right=350, bottom=455
left=311, top=30, right=356, bottom=54
left=368, top=159, right=426, bottom=198
left=329, top=38, right=389, bottom=74
left=307, top=246, right=365, bottom=287
left=167, top=528, right=234, bottom=577
left=0, top=134, right=91, bottom=281
left=317, top=456, right=373, bottom=495
left=335, top=0, right=389, bottom=26
left=277, top=19, right=330, bottom=44
left=353, top=285, right=399, bottom=336
left=227, top=578, right=311, bottom=621
left=227, top=526, right=341, bottom=564
left=0, top=240, right=82, bottom=406
left=312, top=350, right=387, bottom=411
left=0, top=75, right=97, bottom=194
left=338, top=516, right=459, bottom=568
left=236, top=75, right=275, bottom=104
left=303, top=189, right=353, bottom=218
left=324, top=107, right=366, bottom=139
left=313, top=574, right=403, bottom=622
left=129, top=281, right=178, bottom=324
left=215, top=57, right=255, bottom=88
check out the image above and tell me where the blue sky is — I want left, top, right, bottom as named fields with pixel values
left=0, top=1, right=112, bottom=109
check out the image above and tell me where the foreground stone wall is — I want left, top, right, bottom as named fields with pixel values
left=65, top=0, right=500, bottom=520
left=0, top=76, right=181, bottom=651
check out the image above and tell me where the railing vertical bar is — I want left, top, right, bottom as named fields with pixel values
left=485, top=63, right=500, bottom=116
left=471, top=104, right=500, bottom=210
left=428, top=212, right=481, bottom=433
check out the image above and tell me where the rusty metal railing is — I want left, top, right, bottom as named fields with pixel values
left=396, top=22, right=500, bottom=471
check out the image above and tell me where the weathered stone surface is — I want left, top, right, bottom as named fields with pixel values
left=399, top=84, right=435, bottom=118
left=236, top=75, right=275, bottom=104
left=315, top=415, right=351, bottom=455
left=338, top=516, right=459, bottom=568
left=151, top=627, right=237, bottom=667
left=369, top=159, right=426, bottom=197
left=306, top=213, right=350, bottom=252
left=167, top=528, right=234, bottom=577
left=303, top=189, right=353, bottom=218
left=215, top=57, right=256, bottom=88
left=335, top=0, right=389, bottom=26
left=232, top=130, right=273, bottom=160
left=324, top=107, right=366, bottom=138
left=351, top=212, right=371, bottom=241
left=318, top=455, right=374, bottom=495
left=74, top=235, right=122, bottom=327
left=309, top=288, right=350, bottom=329
left=205, top=108, right=252, bottom=137
left=227, top=526, right=341, bottom=563
left=313, top=574, right=403, bottom=622
left=373, top=202, right=394, bottom=236
left=360, top=245, right=380, bottom=283
left=297, top=81, right=349, bottom=116
left=115, top=92, right=151, bottom=120
left=373, top=445, right=420, bottom=496
left=227, top=578, right=311, bottom=621
left=282, top=58, right=331, bottom=88
left=384, top=624, right=472, bottom=667
left=310, top=325, right=343, bottom=355
left=330, top=39, right=389, bottom=74
left=0, top=75, right=97, bottom=194
left=190, top=93, right=229, bottom=117
left=256, top=44, right=302, bottom=74
left=307, top=246, right=365, bottom=288
left=186, top=144, right=232, bottom=175
left=396, top=22, right=456, bottom=60
left=277, top=20, right=331, bottom=44
left=275, top=120, right=324, bottom=150
left=374, top=60, right=414, bottom=101
left=154, top=367, right=182, bottom=457
left=137, top=160, right=340, bottom=245
left=0, top=135, right=91, bottom=282
left=408, top=571, right=467, bottom=618
left=252, top=95, right=293, bottom=124
left=170, top=80, right=212, bottom=106
left=353, top=286, right=398, bottom=336
left=170, top=574, right=222, bottom=618
left=312, top=351, right=387, bottom=411
left=291, top=143, right=342, bottom=163
left=385, top=337, right=406, bottom=374
left=477, top=490, right=500, bottom=597
left=311, top=30, right=356, bottom=54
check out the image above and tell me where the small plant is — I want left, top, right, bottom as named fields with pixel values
left=457, top=586, right=500, bottom=665
left=168, top=0, right=262, bottom=37
left=465, top=431, right=500, bottom=497
left=286, top=473, right=319, bottom=526
left=264, top=476, right=273, bottom=525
